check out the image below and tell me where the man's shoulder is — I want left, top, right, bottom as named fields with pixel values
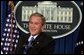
left=41, top=32, right=53, bottom=38
left=19, top=33, right=30, bottom=40
left=38, top=32, right=55, bottom=47
left=40, top=32, right=54, bottom=42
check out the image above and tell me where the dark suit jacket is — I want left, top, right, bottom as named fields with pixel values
left=14, top=32, right=55, bottom=54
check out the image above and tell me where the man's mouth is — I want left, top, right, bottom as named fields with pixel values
left=31, top=29, right=36, bottom=31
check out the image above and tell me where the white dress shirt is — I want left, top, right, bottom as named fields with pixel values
left=28, top=35, right=38, bottom=42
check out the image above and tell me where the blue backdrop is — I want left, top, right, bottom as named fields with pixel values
left=1, top=1, right=83, bottom=54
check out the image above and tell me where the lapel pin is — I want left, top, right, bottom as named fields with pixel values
left=36, top=42, right=39, bottom=44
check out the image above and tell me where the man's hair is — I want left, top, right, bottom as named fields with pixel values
left=29, top=12, right=46, bottom=25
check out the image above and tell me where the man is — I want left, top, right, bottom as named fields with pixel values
left=14, top=12, right=55, bottom=54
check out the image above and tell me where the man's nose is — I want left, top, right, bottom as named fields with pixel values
left=31, top=24, right=35, bottom=28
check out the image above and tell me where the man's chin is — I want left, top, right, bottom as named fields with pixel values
left=31, top=33, right=37, bottom=36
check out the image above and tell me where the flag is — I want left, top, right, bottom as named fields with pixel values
left=1, top=1, right=19, bottom=54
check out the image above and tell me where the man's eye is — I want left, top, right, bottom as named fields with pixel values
left=29, top=22, right=33, bottom=24
left=35, top=23, right=39, bottom=25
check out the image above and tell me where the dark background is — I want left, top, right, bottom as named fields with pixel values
left=1, top=1, right=83, bottom=54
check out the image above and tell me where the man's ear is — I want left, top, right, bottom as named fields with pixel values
left=42, top=25, right=45, bottom=32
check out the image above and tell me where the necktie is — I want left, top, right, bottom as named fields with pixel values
left=28, top=37, right=34, bottom=47
left=23, top=37, right=34, bottom=54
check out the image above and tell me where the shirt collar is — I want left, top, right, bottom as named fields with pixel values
left=28, top=34, right=38, bottom=41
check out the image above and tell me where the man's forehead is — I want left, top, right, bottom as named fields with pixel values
left=30, top=16, right=42, bottom=20
left=31, top=15, right=41, bottom=18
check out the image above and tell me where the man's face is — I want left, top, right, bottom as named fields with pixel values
left=29, top=16, right=43, bottom=36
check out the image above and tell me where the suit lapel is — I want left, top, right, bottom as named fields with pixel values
left=20, top=34, right=30, bottom=48
left=31, top=32, right=44, bottom=48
